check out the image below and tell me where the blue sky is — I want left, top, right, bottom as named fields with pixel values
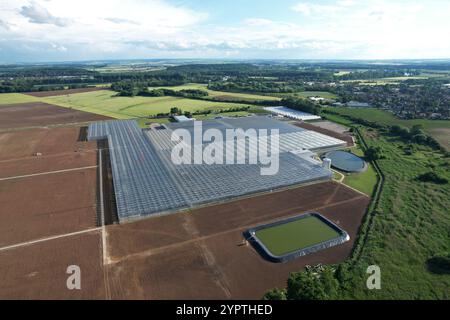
left=0, top=0, right=449, bottom=63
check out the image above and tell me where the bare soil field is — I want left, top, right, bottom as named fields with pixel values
left=0, top=102, right=110, bottom=130
left=24, top=87, right=108, bottom=97
left=306, top=120, right=350, bottom=134
left=105, top=182, right=369, bottom=299
left=0, top=124, right=104, bottom=299
left=294, top=121, right=355, bottom=147
left=0, top=126, right=99, bottom=247
left=0, top=151, right=97, bottom=178
left=0, top=231, right=105, bottom=299
left=0, top=126, right=97, bottom=161
left=0, top=179, right=368, bottom=299
left=0, top=168, right=98, bottom=247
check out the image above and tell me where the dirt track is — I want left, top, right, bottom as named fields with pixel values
left=24, top=87, right=108, bottom=97
left=0, top=102, right=110, bottom=130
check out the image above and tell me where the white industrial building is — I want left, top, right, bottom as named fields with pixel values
left=264, top=106, right=322, bottom=121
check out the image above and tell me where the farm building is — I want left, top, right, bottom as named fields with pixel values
left=263, top=106, right=322, bottom=121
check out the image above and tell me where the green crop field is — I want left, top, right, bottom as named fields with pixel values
left=0, top=93, right=40, bottom=105
left=44, top=90, right=260, bottom=119
left=148, top=83, right=281, bottom=101
left=255, top=216, right=340, bottom=256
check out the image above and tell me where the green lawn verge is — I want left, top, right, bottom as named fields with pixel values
left=342, top=147, right=378, bottom=196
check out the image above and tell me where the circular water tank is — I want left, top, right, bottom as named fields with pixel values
left=325, top=150, right=367, bottom=173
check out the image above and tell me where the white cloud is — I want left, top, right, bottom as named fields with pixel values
left=337, top=0, right=356, bottom=7
left=104, top=17, right=139, bottom=25
left=0, top=0, right=449, bottom=61
left=20, top=1, right=70, bottom=27
left=0, top=19, right=11, bottom=30
left=291, top=2, right=344, bottom=16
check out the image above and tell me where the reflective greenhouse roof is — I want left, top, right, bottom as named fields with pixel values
left=88, top=116, right=346, bottom=221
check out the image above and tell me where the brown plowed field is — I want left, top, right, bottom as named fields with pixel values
left=0, top=178, right=369, bottom=299
left=0, top=126, right=99, bottom=246
left=0, top=231, right=105, bottom=299
left=105, top=182, right=369, bottom=299
left=0, top=124, right=103, bottom=299
left=0, top=151, right=97, bottom=178
left=24, top=87, right=108, bottom=97
left=294, top=121, right=355, bottom=147
left=0, top=168, right=98, bottom=247
left=0, top=102, right=110, bottom=130
left=0, top=127, right=97, bottom=161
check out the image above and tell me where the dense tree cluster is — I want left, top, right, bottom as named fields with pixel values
left=281, top=97, right=321, bottom=115
left=389, top=124, right=441, bottom=149
left=417, top=172, right=448, bottom=184
left=426, top=255, right=450, bottom=274
left=145, top=88, right=208, bottom=99
left=208, top=81, right=306, bottom=93
left=364, top=146, right=384, bottom=161
left=262, top=265, right=340, bottom=300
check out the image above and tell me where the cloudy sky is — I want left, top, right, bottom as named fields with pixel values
left=0, top=0, right=449, bottom=63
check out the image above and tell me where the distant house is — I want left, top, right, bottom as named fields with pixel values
left=263, top=106, right=321, bottom=121
left=332, top=101, right=371, bottom=108
left=346, top=101, right=371, bottom=108
left=430, top=113, right=442, bottom=119
left=309, top=97, right=325, bottom=102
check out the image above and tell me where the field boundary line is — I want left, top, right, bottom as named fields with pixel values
left=0, top=227, right=101, bottom=252
left=0, top=149, right=98, bottom=164
left=0, top=121, right=109, bottom=133
left=98, top=149, right=110, bottom=265
left=98, top=148, right=112, bottom=300
left=0, top=165, right=98, bottom=181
